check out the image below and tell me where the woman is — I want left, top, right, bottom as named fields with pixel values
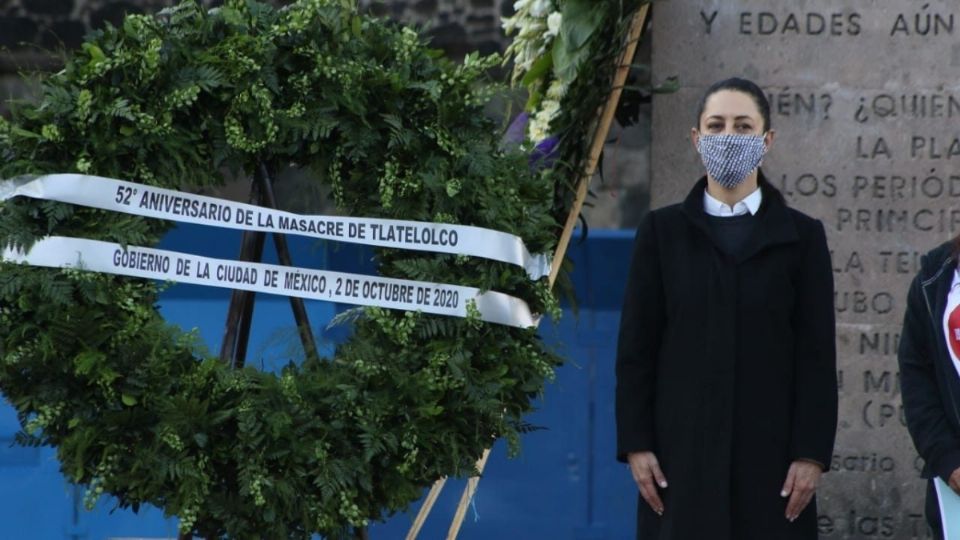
left=615, top=77, right=838, bottom=539
left=899, top=235, right=960, bottom=538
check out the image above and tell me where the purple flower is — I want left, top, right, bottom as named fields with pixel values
left=530, top=135, right=559, bottom=170
left=503, top=112, right=530, bottom=147
left=502, top=112, right=560, bottom=170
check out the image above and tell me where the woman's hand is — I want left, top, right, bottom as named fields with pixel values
left=781, top=460, right=823, bottom=522
left=627, top=451, right=668, bottom=515
left=949, top=468, right=960, bottom=494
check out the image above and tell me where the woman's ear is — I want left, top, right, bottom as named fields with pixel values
left=764, top=129, right=776, bottom=151
left=690, top=127, right=700, bottom=153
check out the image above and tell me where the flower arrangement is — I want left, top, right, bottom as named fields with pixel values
left=502, top=0, right=650, bottom=220
left=501, top=0, right=566, bottom=143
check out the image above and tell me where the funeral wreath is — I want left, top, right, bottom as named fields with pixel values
left=0, top=0, right=563, bottom=537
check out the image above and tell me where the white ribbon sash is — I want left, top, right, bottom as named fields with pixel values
left=0, top=174, right=551, bottom=279
left=0, top=236, right=539, bottom=328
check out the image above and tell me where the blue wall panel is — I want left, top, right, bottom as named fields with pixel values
left=0, top=227, right=640, bottom=539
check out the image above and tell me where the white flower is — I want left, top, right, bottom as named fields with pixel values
left=502, top=0, right=562, bottom=86
left=538, top=99, right=561, bottom=119
left=517, top=20, right=546, bottom=38
left=529, top=0, right=551, bottom=18
left=546, top=79, right=567, bottom=99
left=546, top=12, right=562, bottom=37
left=528, top=117, right=548, bottom=143
left=527, top=98, right=562, bottom=142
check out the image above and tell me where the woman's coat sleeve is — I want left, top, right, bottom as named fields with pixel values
left=789, top=221, right=838, bottom=469
left=899, top=270, right=960, bottom=481
left=616, top=212, right=665, bottom=462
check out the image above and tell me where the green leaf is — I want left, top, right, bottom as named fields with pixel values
left=653, top=76, right=681, bottom=94
left=81, top=43, right=106, bottom=63
left=525, top=88, right=543, bottom=112
left=219, top=7, right=246, bottom=28
left=74, top=351, right=104, bottom=375
left=551, top=34, right=576, bottom=86
left=121, top=394, right=138, bottom=407
left=10, top=127, right=40, bottom=140
left=560, top=0, right=606, bottom=51
left=351, top=16, right=362, bottom=37
left=193, top=432, right=208, bottom=448
left=552, top=0, right=608, bottom=85
left=521, top=51, right=553, bottom=88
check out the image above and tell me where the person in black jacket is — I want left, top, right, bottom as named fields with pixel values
left=899, top=240, right=960, bottom=539
left=615, top=77, right=838, bottom=540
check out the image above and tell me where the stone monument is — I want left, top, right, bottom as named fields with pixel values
left=652, top=2, right=960, bottom=538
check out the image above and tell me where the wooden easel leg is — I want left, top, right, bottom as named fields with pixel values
left=231, top=229, right=266, bottom=369
left=256, top=163, right=320, bottom=362
left=406, top=478, right=448, bottom=540
left=219, top=174, right=266, bottom=367
left=219, top=162, right=322, bottom=367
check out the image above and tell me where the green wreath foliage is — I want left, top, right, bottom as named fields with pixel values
left=0, top=0, right=564, bottom=537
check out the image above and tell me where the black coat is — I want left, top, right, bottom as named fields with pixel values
left=898, top=240, right=960, bottom=534
left=615, top=176, right=838, bottom=540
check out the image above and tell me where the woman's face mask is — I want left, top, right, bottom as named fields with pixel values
left=696, top=133, right=767, bottom=189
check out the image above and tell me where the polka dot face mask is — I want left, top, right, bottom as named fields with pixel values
left=696, top=133, right=767, bottom=189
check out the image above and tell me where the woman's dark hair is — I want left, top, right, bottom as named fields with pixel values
left=695, top=77, right=771, bottom=132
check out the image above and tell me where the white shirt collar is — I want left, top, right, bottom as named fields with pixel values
left=703, top=187, right=763, bottom=217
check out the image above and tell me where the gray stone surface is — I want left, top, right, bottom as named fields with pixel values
left=584, top=27, right=654, bottom=231
left=0, top=0, right=514, bottom=56
left=652, top=1, right=960, bottom=537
